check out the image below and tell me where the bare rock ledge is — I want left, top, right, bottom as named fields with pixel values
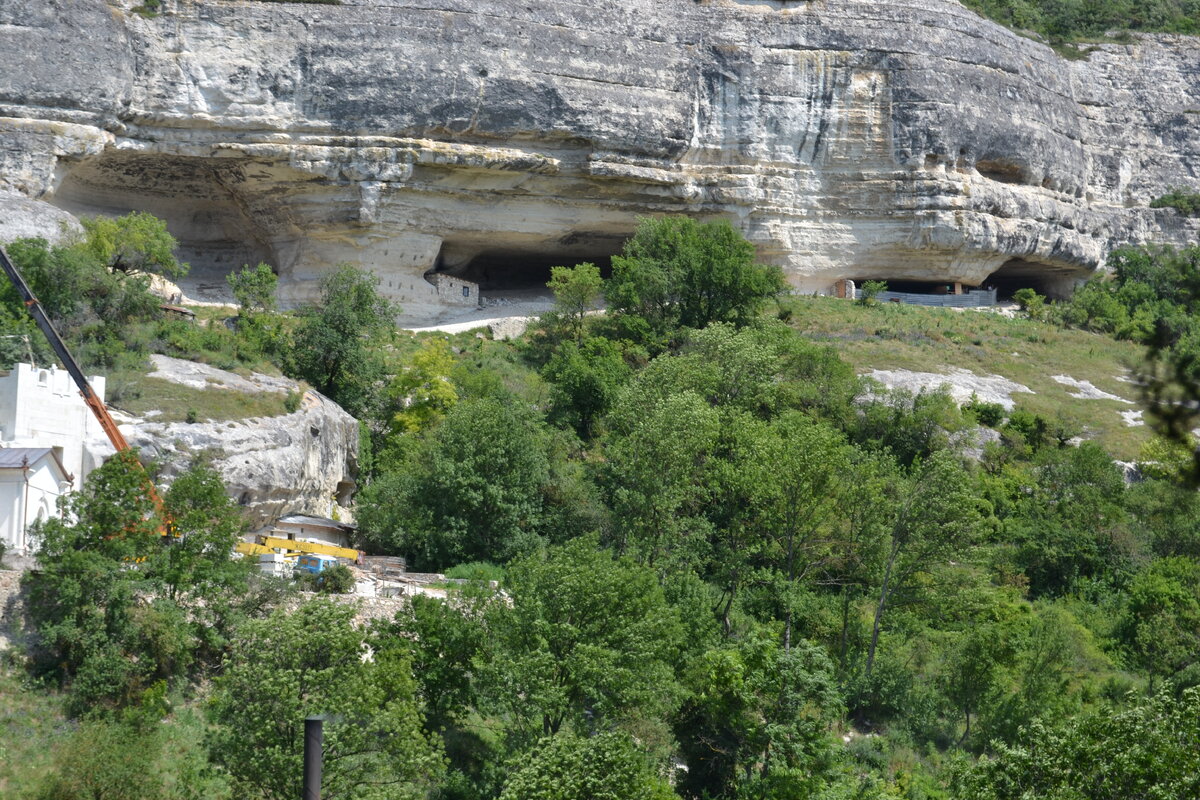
left=0, top=0, right=1197, bottom=322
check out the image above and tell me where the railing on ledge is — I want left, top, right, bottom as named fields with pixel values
left=875, top=288, right=998, bottom=308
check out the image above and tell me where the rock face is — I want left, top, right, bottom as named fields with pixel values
left=0, top=0, right=1198, bottom=318
left=89, top=356, right=360, bottom=529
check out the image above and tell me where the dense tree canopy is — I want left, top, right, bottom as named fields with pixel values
left=606, top=217, right=785, bottom=341
left=11, top=214, right=1200, bottom=800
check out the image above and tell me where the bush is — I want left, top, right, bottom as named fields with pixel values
left=965, top=395, right=1006, bottom=427
left=318, top=563, right=355, bottom=594
left=1151, top=187, right=1200, bottom=216
left=961, top=0, right=1200, bottom=44
left=444, top=561, right=505, bottom=584
left=1012, top=287, right=1046, bottom=320
left=857, top=280, right=887, bottom=306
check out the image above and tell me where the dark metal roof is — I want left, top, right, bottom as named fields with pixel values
left=0, top=447, right=73, bottom=481
left=276, top=513, right=356, bottom=532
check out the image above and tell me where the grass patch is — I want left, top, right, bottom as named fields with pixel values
left=783, top=296, right=1152, bottom=459
left=111, top=374, right=291, bottom=424
left=0, top=668, right=72, bottom=797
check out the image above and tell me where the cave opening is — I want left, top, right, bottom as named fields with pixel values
left=49, top=152, right=278, bottom=302
left=434, top=231, right=629, bottom=299
left=453, top=250, right=615, bottom=293
left=984, top=258, right=1085, bottom=300
left=851, top=278, right=969, bottom=295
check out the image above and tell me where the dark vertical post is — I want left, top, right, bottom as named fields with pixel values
left=303, top=716, right=323, bottom=800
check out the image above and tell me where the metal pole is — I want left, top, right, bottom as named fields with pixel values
left=303, top=716, right=323, bottom=800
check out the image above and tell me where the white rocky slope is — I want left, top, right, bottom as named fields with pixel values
left=0, top=0, right=1197, bottom=323
left=88, top=356, right=359, bottom=529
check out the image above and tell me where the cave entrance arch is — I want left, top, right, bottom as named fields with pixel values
left=984, top=258, right=1091, bottom=301
left=433, top=230, right=630, bottom=299
left=49, top=152, right=280, bottom=302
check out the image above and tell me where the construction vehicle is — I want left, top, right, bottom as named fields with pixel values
left=0, top=245, right=169, bottom=529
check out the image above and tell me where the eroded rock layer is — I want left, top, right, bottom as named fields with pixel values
left=1, top=0, right=1198, bottom=316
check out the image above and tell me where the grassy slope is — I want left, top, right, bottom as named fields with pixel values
left=0, top=669, right=71, bottom=797
left=784, top=296, right=1152, bottom=459
left=113, top=376, right=291, bottom=424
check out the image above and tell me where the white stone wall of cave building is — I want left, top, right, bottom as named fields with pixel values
left=0, top=363, right=106, bottom=483
left=272, top=231, right=447, bottom=309
left=0, top=457, right=70, bottom=556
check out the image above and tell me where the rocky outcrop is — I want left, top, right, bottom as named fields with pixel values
left=89, top=356, right=359, bottom=529
left=1, top=0, right=1198, bottom=317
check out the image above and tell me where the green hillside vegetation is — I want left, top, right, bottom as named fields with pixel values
left=787, top=295, right=1150, bottom=458
left=4, top=214, right=1200, bottom=799
left=964, top=0, right=1200, bottom=44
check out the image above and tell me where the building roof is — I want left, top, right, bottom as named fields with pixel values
left=276, top=513, right=356, bottom=532
left=0, top=447, right=73, bottom=481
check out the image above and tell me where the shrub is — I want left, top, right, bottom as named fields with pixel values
left=965, top=395, right=1006, bottom=427
left=318, top=563, right=355, bottom=594
left=857, top=280, right=887, bottom=306
left=444, top=561, right=505, bottom=584
left=1151, top=187, right=1200, bottom=216
left=1012, top=287, right=1046, bottom=320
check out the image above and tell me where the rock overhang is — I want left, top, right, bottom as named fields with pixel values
left=0, top=0, right=1196, bottom=317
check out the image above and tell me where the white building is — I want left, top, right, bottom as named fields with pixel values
left=0, top=447, right=73, bottom=555
left=271, top=514, right=356, bottom=550
left=0, top=362, right=108, bottom=482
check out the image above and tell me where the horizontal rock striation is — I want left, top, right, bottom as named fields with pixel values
left=0, top=0, right=1197, bottom=315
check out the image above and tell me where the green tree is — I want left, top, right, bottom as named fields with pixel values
left=23, top=454, right=253, bottom=716
left=854, top=386, right=964, bottom=467
left=154, top=465, right=249, bottom=603
left=1123, top=557, right=1200, bottom=685
left=601, top=390, right=720, bottom=567
left=386, top=592, right=489, bottom=734
left=498, top=732, right=674, bottom=800
left=226, top=262, right=278, bottom=314
left=290, top=263, right=397, bottom=417
left=753, top=412, right=853, bottom=650
left=606, top=217, right=784, bottom=339
left=79, top=211, right=188, bottom=280
left=208, top=598, right=442, bottom=800
left=385, top=338, right=458, bottom=435
left=865, top=451, right=986, bottom=678
left=547, top=262, right=603, bottom=343
left=675, top=630, right=842, bottom=800
left=360, top=396, right=551, bottom=568
left=960, top=688, right=1200, bottom=800
left=542, top=336, right=631, bottom=439
left=24, top=450, right=167, bottom=714
left=939, top=623, right=1007, bottom=746
left=1008, top=442, right=1135, bottom=596
left=487, top=537, right=683, bottom=743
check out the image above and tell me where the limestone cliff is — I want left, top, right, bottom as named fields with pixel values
left=87, top=356, right=360, bottom=529
left=1, top=0, right=1198, bottom=315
